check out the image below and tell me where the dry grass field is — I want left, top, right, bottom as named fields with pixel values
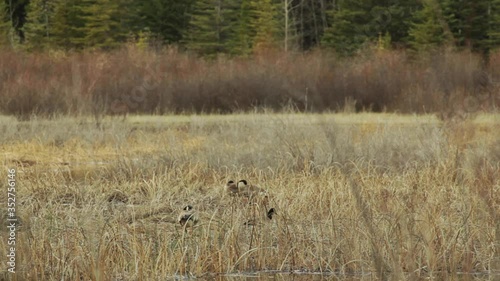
left=0, top=112, right=499, bottom=280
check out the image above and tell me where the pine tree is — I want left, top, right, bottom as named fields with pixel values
left=386, top=0, right=421, bottom=45
left=225, top=0, right=283, bottom=55
left=408, top=0, right=448, bottom=52
left=488, top=0, right=500, bottom=50
left=119, top=0, right=142, bottom=35
left=51, top=0, right=88, bottom=50
left=23, top=0, right=57, bottom=50
left=1, top=0, right=27, bottom=47
left=321, top=0, right=371, bottom=56
left=250, top=0, right=280, bottom=52
left=0, top=0, right=10, bottom=46
left=184, top=0, right=236, bottom=56
left=321, top=0, right=420, bottom=55
left=227, top=0, right=255, bottom=55
left=286, top=0, right=331, bottom=50
left=83, top=0, right=124, bottom=49
left=138, top=0, right=194, bottom=44
left=441, top=0, right=490, bottom=53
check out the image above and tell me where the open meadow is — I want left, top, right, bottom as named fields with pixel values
left=0, top=112, right=499, bottom=280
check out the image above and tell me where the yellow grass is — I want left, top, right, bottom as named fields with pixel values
left=0, top=113, right=499, bottom=280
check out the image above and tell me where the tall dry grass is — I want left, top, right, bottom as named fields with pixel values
left=0, top=47, right=499, bottom=121
left=0, top=113, right=498, bottom=280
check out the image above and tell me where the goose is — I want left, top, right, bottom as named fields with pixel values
left=225, top=180, right=239, bottom=195
left=237, top=179, right=271, bottom=207
left=237, top=179, right=266, bottom=197
left=177, top=205, right=198, bottom=230
left=244, top=207, right=276, bottom=226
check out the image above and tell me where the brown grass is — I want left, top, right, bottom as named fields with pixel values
left=0, top=113, right=498, bottom=280
left=0, top=47, right=499, bottom=121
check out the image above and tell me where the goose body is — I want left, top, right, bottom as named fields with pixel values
left=237, top=179, right=266, bottom=197
left=225, top=180, right=239, bottom=195
left=177, top=205, right=198, bottom=229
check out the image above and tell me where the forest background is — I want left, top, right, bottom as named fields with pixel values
left=1, top=0, right=499, bottom=118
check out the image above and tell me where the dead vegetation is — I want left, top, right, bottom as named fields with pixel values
left=0, top=47, right=499, bottom=121
left=0, top=113, right=499, bottom=280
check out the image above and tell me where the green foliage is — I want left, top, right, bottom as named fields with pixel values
left=377, top=31, right=391, bottom=50
left=321, top=0, right=371, bottom=56
left=83, top=0, right=124, bottom=50
left=36, top=0, right=135, bottom=51
left=135, top=27, right=153, bottom=49
left=225, top=0, right=282, bottom=55
left=138, top=0, right=193, bottom=44
left=322, top=0, right=420, bottom=56
left=250, top=0, right=280, bottom=51
left=3, top=0, right=500, bottom=54
left=488, top=0, right=500, bottom=51
left=183, top=0, right=237, bottom=56
left=0, top=0, right=10, bottom=46
left=408, top=0, right=447, bottom=52
left=183, top=0, right=282, bottom=56
left=23, top=0, right=57, bottom=50
left=1, top=0, right=28, bottom=48
left=441, top=0, right=490, bottom=54
left=50, top=0, right=87, bottom=50
left=227, top=0, right=255, bottom=55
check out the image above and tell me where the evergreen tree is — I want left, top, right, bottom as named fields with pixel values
left=22, top=0, right=57, bottom=50
left=288, top=0, right=331, bottom=50
left=118, top=0, right=142, bottom=35
left=227, top=0, right=255, bottom=55
left=82, top=0, right=124, bottom=49
left=1, top=0, right=28, bottom=47
left=441, top=0, right=490, bottom=54
left=321, top=0, right=420, bottom=55
left=0, top=0, right=10, bottom=46
left=321, top=0, right=371, bottom=55
left=51, top=0, right=88, bottom=50
left=183, top=0, right=236, bottom=56
left=488, top=0, right=500, bottom=50
left=250, top=0, right=280, bottom=51
left=138, top=0, right=194, bottom=44
left=408, top=0, right=448, bottom=52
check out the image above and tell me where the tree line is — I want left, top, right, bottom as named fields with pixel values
left=1, top=0, right=500, bottom=57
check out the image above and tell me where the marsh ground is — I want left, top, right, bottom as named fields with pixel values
left=0, top=113, right=499, bottom=280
